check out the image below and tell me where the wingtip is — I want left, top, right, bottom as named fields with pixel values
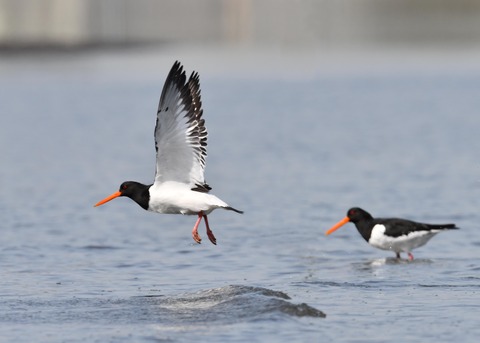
left=173, top=60, right=182, bottom=68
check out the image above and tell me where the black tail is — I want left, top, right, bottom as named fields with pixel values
left=431, top=223, right=458, bottom=230
left=224, top=206, right=244, bottom=214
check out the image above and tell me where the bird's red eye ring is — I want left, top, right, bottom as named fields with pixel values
left=122, top=184, right=128, bottom=190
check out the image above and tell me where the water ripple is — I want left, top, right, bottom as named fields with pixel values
left=1, top=285, right=326, bottom=326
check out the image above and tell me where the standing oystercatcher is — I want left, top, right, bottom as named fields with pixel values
left=325, top=207, right=458, bottom=260
left=94, top=61, right=243, bottom=245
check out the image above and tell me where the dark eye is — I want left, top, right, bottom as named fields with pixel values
left=122, top=184, right=128, bottom=190
left=349, top=209, right=356, bottom=216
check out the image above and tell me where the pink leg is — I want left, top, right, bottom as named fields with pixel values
left=408, top=252, right=414, bottom=261
left=192, top=213, right=203, bottom=244
left=203, top=214, right=217, bottom=245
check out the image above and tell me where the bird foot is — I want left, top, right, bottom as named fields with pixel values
left=192, top=214, right=203, bottom=244
left=395, top=252, right=414, bottom=261
left=202, top=214, right=217, bottom=245
left=191, top=213, right=216, bottom=245
left=192, top=229, right=202, bottom=244
left=206, top=228, right=217, bottom=245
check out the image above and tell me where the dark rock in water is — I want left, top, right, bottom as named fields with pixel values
left=279, top=302, right=326, bottom=318
left=158, top=285, right=326, bottom=321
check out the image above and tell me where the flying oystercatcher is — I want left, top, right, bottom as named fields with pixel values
left=325, top=207, right=458, bottom=260
left=94, top=61, right=243, bottom=245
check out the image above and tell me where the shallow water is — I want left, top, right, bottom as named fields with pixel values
left=1, top=47, right=480, bottom=342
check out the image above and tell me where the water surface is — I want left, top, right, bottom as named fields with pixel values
left=1, top=47, right=479, bottom=342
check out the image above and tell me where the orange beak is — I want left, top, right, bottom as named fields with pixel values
left=325, top=216, right=350, bottom=235
left=94, top=191, right=122, bottom=207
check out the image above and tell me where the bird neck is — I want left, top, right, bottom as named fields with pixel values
left=354, top=220, right=375, bottom=242
left=128, top=183, right=151, bottom=210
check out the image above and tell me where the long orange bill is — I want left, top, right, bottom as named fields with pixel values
left=325, top=216, right=350, bottom=235
left=94, top=191, right=122, bottom=207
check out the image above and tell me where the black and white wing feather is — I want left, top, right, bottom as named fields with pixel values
left=378, top=218, right=457, bottom=238
left=154, top=61, right=210, bottom=192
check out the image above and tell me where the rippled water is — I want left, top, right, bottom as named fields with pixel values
left=1, top=47, right=480, bottom=342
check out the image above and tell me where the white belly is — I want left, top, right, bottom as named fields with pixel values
left=369, top=224, right=439, bottom=253
left=147, top=181, right=229, bottom=215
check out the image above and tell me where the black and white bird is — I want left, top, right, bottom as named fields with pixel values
left=325, top=207, right=458, bottom=260
left=95, top=61, right=243, bottom=245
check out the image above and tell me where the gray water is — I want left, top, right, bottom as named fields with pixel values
left=1, top=48, right=479, bottom=342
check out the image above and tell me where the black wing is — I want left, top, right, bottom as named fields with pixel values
left=379, top=218, right=457, bottom=238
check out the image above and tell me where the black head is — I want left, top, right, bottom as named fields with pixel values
left=118, top=181, right=144, bottom=197
left=326, top=207, right=374, bottom=236
left=118, top=181, right=150, bottom=210
left=94, top=181, right=150, bottom=210
left=346, top=207, right=373, bottom=224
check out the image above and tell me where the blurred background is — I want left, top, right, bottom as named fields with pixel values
left=2, top=0, right=480, bottom=50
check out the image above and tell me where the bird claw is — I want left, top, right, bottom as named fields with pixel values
left=192, top=231, right=202, bottom=244
left=206, top=229, right=217, bottom=245
left=191, top=213, right=216, bottom=245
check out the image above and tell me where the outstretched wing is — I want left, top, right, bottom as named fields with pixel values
left=153, top=61, right=210, bottom=191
